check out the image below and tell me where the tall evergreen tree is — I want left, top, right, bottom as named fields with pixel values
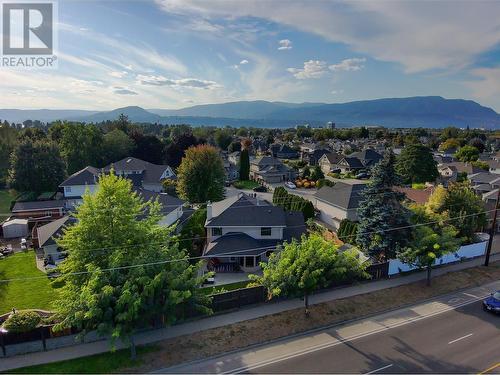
left=239, top=148, right=250, bottom=181
left=395, top=143, right=438, bottom=184
left=356, top=150, right=411, bottom=261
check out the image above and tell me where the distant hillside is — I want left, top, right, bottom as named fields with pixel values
left=1, top=96, right=499, bottom=128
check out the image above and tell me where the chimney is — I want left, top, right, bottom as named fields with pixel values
left=206, top=201, right=212, bottom=220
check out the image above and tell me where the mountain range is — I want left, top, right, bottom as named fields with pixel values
left=1, top=96, right=499, bottom=129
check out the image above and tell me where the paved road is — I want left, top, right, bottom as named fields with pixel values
left=164, top=281, right=500, bottom=374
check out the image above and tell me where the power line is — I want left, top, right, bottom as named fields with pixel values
left=0, top=207, right=496, bottom=284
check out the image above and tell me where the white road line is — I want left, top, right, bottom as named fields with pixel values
left=222, top=295, right=488, bottom=374
left=463, top=292, right=479, bottom=298
left=448, top=333, right=473, bottom=344
left=365, top=363, right=394, bottom=374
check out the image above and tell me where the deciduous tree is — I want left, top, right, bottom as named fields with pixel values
left=176, top=145, right=225, bottom=203
left=54, top=173, right=209, bottom=358
left=396, top=144, right=438, bottom=184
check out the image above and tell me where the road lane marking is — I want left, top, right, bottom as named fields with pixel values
left=448, top=333, right=473, bottom=344
left=365, top=364, right=393, bottom=374
left=222, top=295, right=489, bottom=374
left=463, top=292, right=479, bottom=298
left=479, top=362, right=500, bottom=374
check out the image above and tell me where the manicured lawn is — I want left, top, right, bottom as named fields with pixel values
left=10, top=345, right=158, bottom=374
left=200, top=280, right=252, bottom=295
left=0, top=251, right=60, bottom=314
left=0, top=189, right=15, bottom=216
left=233, top=180, right=260, bottom=190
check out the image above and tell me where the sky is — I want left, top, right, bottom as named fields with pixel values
left=1, top=0, right=500, bottom=112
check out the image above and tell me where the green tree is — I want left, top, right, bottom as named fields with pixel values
left=396, top=144, right=438, bottom=184
left=337, top=219, right=358, bottom=245
left=454, top=145, right=480, bottom=162
left=176, top=145, right=225, bottom=203
left=179, top=208, right=207, bottom=258
left=239, top=148, right=250, bottom=181
left=214, top=129, right=233, bottom=151
left=310, top=165, right=324, bottom=180
left=252, top=234, right=368, bottom=314
left=8, top=139, right=66, bottom=193
left=54, top=173, right=210, bottom=358
left=102, top=129, right=135, bottom=164
left=301, top=166, right=311, bottom=179
left=441, top=182, right=486, bottom=242
left=0, top=124, right=18, bottom=187
left=438, top=138, right=460, bottom=152
left=398, top=224, right=460, bottom=286
left=59, top=123, right=104, bottom=174
left=357, top=150, right=412, bottom=261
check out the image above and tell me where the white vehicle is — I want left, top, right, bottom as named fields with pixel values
left=285, top=181, right=297, bottom=189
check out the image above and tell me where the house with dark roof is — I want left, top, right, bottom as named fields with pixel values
left=318, top=152, right=343, bottom=174
left=59, top=157, right=176, bottom=206
left=36, top=215, right=76, bottom=265
left=270, top=144, right=299, bottom=159
left=314, top=182, right=368, bottom=229
left=250, top=156, right=295, bottom=184
left=350, top=149, right=383, bottom=168
left=204, top=194, right=306, bottom=272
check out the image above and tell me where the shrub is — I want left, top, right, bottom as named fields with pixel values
left=2, top=311, right=41, bottom=333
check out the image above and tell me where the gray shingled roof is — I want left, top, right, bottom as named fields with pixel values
left=204, top=233, right=277, bottom=256
left=315, top=182, right=367, bottom=209
left=59, top=166, right=99, bottom=187
left=208, top=204, right=287, bottom=227
left=104, top=157, right=174, bottom=184
left=12, top=200, right=65, bottom=212
left=134, top=188, right=185, bottom=216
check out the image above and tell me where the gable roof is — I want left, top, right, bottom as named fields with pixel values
left=339, top=157, right=365, bottom=169
left=133, top=187, right=185, bottom=216
left=315, top=182, right=367, bottom=209
left=60, top=166, right=100, bottom=187
left=207, top=195, right=285, bottom=227
left=104, top=157, right=174, bottom=184
left=321, top=152, right=343, bottom=164
left=351, top=149, right=383, bottom=164
left=37, top=216, right=76, bottom=247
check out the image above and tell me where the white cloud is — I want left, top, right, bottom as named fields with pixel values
left=287, top=60, right=327, bottom=79
left=137, top=74, right=221, bottom=89
left=278, top=39, right=292, bottom=50
left=240, top=59, right=249, bottom=65
left=329, top=57, right=366, bottom=72
left=155, top=0, right=500, bottom=73
left=463, top=67, right=500, bottom=101
left=109, top=71, right=128, bottom=78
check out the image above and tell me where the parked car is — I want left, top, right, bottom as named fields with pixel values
left=253, top=185, right=267, bottom=192
left=285, top=181, right=297, bottom=189
left=355, top=172, right=370, bottom=179
left=483, top=291, right=500, bottom=314
left=331, top=168, right=341, bottom=174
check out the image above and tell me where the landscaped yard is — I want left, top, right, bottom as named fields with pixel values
left=0, top=251, right=60, bottom=314
left=232, top=180, right=260, bottom=190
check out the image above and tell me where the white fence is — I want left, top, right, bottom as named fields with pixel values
left=388, top=240, right=488, bottom=276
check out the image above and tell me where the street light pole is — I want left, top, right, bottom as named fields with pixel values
left=484, top=187, right=500, bottom=267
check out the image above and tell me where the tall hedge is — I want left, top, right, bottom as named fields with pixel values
left=272, top=187, right=314, bottom=221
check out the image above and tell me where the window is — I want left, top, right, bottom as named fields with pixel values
left=65, top=186, right=72, bottom=193
left=211, top=227, right=222, bottom=236
left=261, top=227, right=272, bottom=236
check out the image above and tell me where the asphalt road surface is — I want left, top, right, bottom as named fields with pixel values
left=163, top=282, right=500, bottom=374
left=246, top=301, right=499, bottom=374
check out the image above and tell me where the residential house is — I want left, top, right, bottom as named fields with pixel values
left=270, top=144, right=299, bottom=159
left=349, top=149, right=383, bottom=169
left=36, top=216, right=76, bottom=264
left=60, top=157, right=176, bottom=206
left=318, top=152, right=343, bottom=174
left=314, top=182, right=368, bottom=229
left=468, top=172, right=500, bottom=195
left=103, top=157, right=175, bottom=192
left=134, top=188, right=186, bottom=227
left=336, top=157, right=365, bottom=173
left=393, top=186, right=435, bottom=205
left=204, top=194, right=306, bottom=272
left=250, top=156, right=296, bottom=184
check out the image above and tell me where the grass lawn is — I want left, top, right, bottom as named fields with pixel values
left=200, top=280, right=252, bottom=295
left=0, top=189, right=15, bottom=216
left=0, top=251, right=60, bottom=314
left=233, top=180, right=259, bottom=190
left=10, top=345, right=158, bottom=374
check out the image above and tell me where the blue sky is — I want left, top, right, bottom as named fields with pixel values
left=2, top=0, right=500, bottom=112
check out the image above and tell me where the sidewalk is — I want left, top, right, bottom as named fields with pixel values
left=1, top=253, right=499, bottom=371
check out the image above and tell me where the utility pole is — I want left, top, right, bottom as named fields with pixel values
left=484, top=187, right=500, bottom=266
